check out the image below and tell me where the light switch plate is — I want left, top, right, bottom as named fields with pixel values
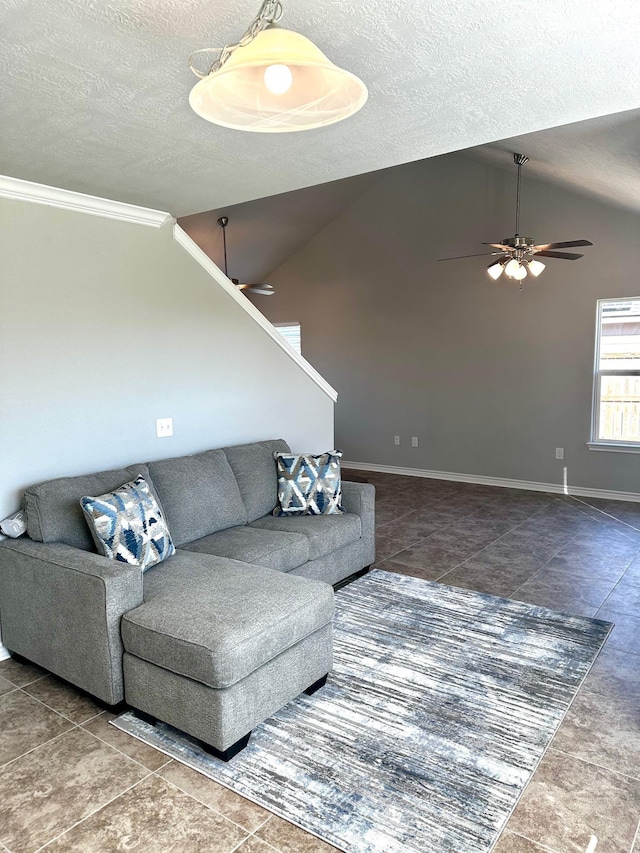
left=156, top=417, right=173, bottom=438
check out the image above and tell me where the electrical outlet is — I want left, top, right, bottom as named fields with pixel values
left=555, top=447, right=564, bottom=460
left=156, top=417, right=173, bottom=438
left=394, top=435, right=400, bottom=446
left=412, top=436, right=419, bottom=447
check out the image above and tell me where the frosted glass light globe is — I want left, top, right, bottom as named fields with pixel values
left=189, top=28, right=368, bottom=132
left=487, top=261, right=505, bottom=280
left=513, top=263, right=528, bottom=280
left=504, top=258, right=520, bottom=278
left=264, top=64, right=293, bottom=94
left=527, top=259, right=546, bottom=277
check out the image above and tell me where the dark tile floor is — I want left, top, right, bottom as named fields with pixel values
left=361, top=469, right=640, bottom=853
left=1, top=471, right=640, bottom=852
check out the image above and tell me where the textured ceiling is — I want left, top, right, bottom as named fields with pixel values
left=474, top=108, right=640, bottom=215
left=2, top=0, right=640, bottom=217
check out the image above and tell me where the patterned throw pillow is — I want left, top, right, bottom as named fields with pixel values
left=80, top=476, right=175, bottom=570
left=273, top=450, right=345, bottom=516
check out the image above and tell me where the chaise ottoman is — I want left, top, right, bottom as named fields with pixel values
left=120, top=551, right=335, bottom=759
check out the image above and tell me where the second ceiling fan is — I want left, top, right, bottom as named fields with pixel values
left=438, top=153, right=593, bottom=283
left=218, top=216, right=275, bottom=296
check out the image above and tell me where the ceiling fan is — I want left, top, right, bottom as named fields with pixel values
left=438, top=153, right=593, bottom=283
left=217, top=216, right=275, bottom=296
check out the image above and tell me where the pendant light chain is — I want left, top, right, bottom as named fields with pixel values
left=189, top=0, right=284, bottom=79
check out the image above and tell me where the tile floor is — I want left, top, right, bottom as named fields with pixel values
left=2, top=472, right=640, bottom=852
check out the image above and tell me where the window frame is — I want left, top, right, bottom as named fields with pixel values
left=588, top=297, right=640, bottom=453
left=273, top=321, right=301, bottom=355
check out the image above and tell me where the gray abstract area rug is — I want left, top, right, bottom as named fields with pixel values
left=113, top=569, right=612, bottom=853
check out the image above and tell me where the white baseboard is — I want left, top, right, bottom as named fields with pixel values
left=0, top=643, right=10, bottom=661
left=342, top=461, right=640, bottom=504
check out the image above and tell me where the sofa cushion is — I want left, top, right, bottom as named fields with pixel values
left=81, top=476, right=175, bottom=570
left=181, top=526, right=309, bottom=573
left=249, top=513, right=362, bottom=560
left=148, top=450, right=247, bottom=547
left=23, top=463, right=156, bottom=551
left=223, top=439, right=290, bottom=523
left=273, top=450, right=345, bottom=516
left=121, top=551, right=334, bottom=689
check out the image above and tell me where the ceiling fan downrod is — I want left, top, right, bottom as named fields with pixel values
left=216, top=215, right=275, bottom=295
left=513, top=153, right=529, bottom=237
left=217, top=216, right=231, bottom=278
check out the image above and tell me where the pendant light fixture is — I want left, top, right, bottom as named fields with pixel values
left=218, top=216, right=275, bottom=296
left=188, top=0, right=368, bottom=133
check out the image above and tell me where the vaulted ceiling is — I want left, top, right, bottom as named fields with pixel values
left=178, top=170, right=378, bottom=286
left=473, top=108, right=640, bottom=216
left=179, top=107, right=640, bottom=285
left=2, top=0, right=640, bottom=217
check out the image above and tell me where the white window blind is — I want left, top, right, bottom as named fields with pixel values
left=274, top=322, right=301, bottom=355
left=592, top=298, right=640, bottom=445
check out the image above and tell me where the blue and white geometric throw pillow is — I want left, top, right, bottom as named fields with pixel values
left=80, top=476, right=175, bottom=570
left=273, top=450, right=345, bottom=516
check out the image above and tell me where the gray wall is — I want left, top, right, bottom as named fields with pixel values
left=254, top=153, right=640, bottom=493
left=0, top=196, right=334, bottom=523
left=178, top=171, right=378, bottom=288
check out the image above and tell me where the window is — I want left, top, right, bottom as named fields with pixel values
left=591, top=299, right=640, bottom=447
left=274, top=322, right=301, bottom=355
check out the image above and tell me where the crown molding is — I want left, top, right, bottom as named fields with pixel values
left=0, top=175, right=173, bottom=228
left=173, top=224, right=338, bottom=403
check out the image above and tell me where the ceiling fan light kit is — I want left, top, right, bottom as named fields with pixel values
left=438, top=152, right=593, bottom=288
left=487, top=260, right=506, bottom=280
left=217, top=216, right=275, bottom=296
left=188, top=0, right=368, bottom=133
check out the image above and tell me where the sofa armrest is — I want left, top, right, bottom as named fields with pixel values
left=342, top=481, right=375, bottom=546
left=0, top=540, right=143, bottom=705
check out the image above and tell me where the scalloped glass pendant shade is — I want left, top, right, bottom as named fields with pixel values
left=189, top=27, right=368, bottom=133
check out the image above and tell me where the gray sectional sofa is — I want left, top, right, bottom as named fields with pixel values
left=0, top=439, right=375, bottom=759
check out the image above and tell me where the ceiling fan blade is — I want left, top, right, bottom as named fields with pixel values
left=438, top=252, right=504, bottom=261
left=533, top=239, right=593, bottom=251
left=236, top=282, right=275, bottom=295
left=482, top=242, right=513, bottom=250
left=535, top=250, right=584, bottom=260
